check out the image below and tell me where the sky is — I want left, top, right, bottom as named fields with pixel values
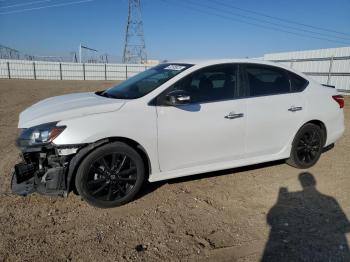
left=1, top=0, right=350, bottom=62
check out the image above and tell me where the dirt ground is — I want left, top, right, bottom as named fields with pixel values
left=0, top=79, right=349, bottom=262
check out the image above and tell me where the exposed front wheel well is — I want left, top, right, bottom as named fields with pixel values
left=106, top=137, right=151, bottom=176
left=67, top=137, right=151, bottom=195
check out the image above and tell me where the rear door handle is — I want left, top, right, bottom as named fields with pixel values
left=288, top=106, right=303, bottom=112
left=225, top=112, right=244, bottom=119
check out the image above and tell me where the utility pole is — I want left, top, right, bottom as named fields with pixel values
left=122, top=0, right=147, bottom=64
left=79, top=43, right=82, bottom=63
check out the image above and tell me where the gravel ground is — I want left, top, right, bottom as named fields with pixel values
left=0, top=79, right=349, bottom=262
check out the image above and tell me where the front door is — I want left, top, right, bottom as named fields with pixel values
left=156, top=64, right=247, bottom=172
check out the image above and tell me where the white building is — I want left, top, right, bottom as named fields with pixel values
left=263, top=47, right=350, bottom=93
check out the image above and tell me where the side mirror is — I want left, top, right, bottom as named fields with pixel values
left=165, top=90, right=191, bottom=106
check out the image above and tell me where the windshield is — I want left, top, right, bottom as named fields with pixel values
left=101, top=63, right=193, bottom=99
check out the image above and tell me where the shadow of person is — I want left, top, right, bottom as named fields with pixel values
left=262, top=172, right=350, bottom=262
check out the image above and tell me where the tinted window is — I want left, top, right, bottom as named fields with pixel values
left=289, top=71, right=308, bottom=92
left=245, top=65, right=291, bottom=96
left=169, top=64, right=243, bottom=103
left=101, top=63, right=192, bottom=99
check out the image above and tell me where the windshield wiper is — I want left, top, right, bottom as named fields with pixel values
left=96, top=91, right=136, bottom=99
left=96, top=91, right=117, bottom=99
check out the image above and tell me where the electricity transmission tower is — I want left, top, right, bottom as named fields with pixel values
left=122, top=0, right=147, bottom=64
left=0, top=45, right=20, bottom=60
left=79, top=44, right=98, bottom=63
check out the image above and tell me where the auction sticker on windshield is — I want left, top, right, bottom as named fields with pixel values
left=164, top=65, right=186, bottom=71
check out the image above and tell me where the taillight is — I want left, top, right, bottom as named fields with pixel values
left=332, top=95, right=344, bottom=108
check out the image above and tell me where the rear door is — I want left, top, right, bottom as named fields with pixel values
left=242, top=64, right=307, bottom=158
left=156, top=64, right=247, bottom=172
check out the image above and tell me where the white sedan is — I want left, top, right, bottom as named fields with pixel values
left=12, top=59, right=345, bottom=208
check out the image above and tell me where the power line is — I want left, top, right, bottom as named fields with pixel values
left=0, top=0, right=94, bottom=15
left=195, top=0, right=350, bottom=41
left=0, top=0, right=52, bottom=9
left=209, top=0, right=350, bottom=37
left=159, top=0, right=350, bottom=46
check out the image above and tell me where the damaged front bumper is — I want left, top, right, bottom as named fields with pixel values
left=11, top=144, right=82, bottom=197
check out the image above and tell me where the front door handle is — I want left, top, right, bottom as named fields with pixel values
left=225, top=112, right=244, bottom=119
left=288, top=106, right=303, bottom=112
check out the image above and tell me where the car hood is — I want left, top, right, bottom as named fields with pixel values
left=18, top=92, right=126, bottom=128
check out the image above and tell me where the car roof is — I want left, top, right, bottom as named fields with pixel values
left=169, top=58, right=280, bottom=67
left=167, top=58, right=309, bottom=79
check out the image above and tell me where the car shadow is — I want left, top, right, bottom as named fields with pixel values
left=261, top=172, right=350, bottom=261
left=135, top=159, right=286, bottom=200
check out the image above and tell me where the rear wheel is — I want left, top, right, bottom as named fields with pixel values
left=287, top=123, right=324, bottom=169
left=75, top=142, right=145, bottom=208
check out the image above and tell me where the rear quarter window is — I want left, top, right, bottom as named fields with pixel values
left=289, top=72, right=309, bottom=92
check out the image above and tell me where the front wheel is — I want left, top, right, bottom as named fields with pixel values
left=75, top=142, right=145, bottom=208
left=287, top=123, right=324, bottom=169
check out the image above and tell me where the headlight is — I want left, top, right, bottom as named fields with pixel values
left=17, top=122, right=66, bottom=147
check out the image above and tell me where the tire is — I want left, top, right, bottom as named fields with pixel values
left=75, top=142, right=145, bottom=208
left=286, top=123, right=324, bottom=169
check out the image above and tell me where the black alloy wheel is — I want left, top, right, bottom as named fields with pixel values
left=75, top=142, right=145, bottom=208
left=296, top=129, right=322, bottom=165
left=287, top=123, right=324, bottom=169
left=87, top=154, right=137, bottom=200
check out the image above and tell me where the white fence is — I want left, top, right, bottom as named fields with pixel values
left=1, top=56, right=349, bottom=93
left=0, top=59, right=153, bottom=81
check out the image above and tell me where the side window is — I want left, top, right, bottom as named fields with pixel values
left=289, top=71, right=308, bottom=92
left=170, top=64, right=243, bottom=103
left=245, top=65, right=291, bottom=96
